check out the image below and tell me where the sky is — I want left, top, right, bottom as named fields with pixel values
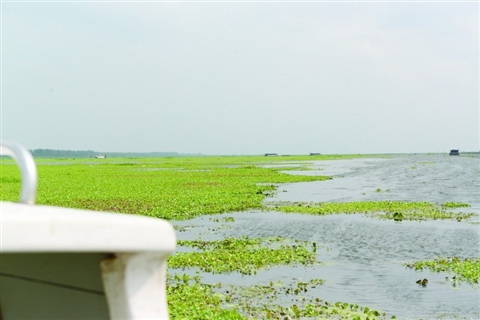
left=1, top=0, right=478, bottom=155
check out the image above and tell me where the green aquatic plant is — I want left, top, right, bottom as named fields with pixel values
left=169, top=237, right=317, bottom=275
left=268, top=301, right=389, bottom=319
left=441, top=202, right=471, bottom=209
left=223, top=282, right=390, bottom=319
left=173, top=225, right=196, bottom=233
left=167, top=274, right=392, bottom=319
left=270, top=201, right=476, bottom=222
left=206, top=278, right=391, bottom=319
left=0, top=156, right=332, bottom=220
left=209, top=216, right=235, bottom=223
left=392, top=212, right=404, bottom=221
left=286, top=278, right=325, bottom=295
left=167, top=273, right=243, bottom=320
left=405, top=257, right=480, bottom=284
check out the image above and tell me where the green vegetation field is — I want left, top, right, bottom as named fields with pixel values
left=1, top=154, right=477, bottom=319
left=1, top=155, right=337, bottom=219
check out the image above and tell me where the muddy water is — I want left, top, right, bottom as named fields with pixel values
left=172, top=155, right=480, bottom=319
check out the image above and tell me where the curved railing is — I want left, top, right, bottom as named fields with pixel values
left=0, top=142, right=37, bottom=205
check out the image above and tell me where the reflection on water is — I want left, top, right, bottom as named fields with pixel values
left=172, top=155, right=480, bottom=319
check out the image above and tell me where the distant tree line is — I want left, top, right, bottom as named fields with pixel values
left=29, top=149, right=201, bottom=158
left=31, top=149, right=97, bottom=158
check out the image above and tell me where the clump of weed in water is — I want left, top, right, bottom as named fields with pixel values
left=169, top=236, right=317, bottom=275
left=168, top=274, right=393, bottom=319
left=167, top=273, right=243, bottom=319
left=224, top=280, right=390, bottom=319
left=441, top=202, right=471, bottom=209
left=270, top=201, right=476, bottom=222
left=405, top=257, right=480, bottom=284
left=209, top=216, right=235, bottom=223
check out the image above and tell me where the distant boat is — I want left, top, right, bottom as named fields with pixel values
left=449, top=149, right=460, bottom=156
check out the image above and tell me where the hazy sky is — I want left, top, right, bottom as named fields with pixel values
left=1, top=1, right=478, bottom=155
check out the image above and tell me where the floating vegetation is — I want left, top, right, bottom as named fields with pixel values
left=219, top=278, right=324, bottom=304
left=286, top=278, right=325, bottom=295
left=392, top=212, right=404, bottom=221
left=0, top=156, right=332, bottom=220
left=169, top=236, right=317, bottom=275
left=167, top=274, right=391, bottom=320
left=173, top=225, right=196, bottom=233
left=209, top=216, right=235, bottom=223
left=270, top=201, right=476, bottom=222
left=232, top=298, right=391, bottom=319
left=262, top=301, right=389, bottom=319
left=405, top=257, right=480, bottom=284
left=167, top=273, right=243, bottom=320
left=441, top=202, right=471, bottom=209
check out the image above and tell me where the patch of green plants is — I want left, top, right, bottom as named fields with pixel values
left=286, top=278, right=325, bottom=295
left=167, top=273, right=243, bottom=320
left=404, top=257, right=480, bottom=284
left=173, top=225, right=196, bottom=233
left=209, top=216, right=235, bottom=223
left=441, top=202, right=471, bottom=209
left=0, top=156, right=333, bottom=220
left=169, top=237, right=317, bottom=275
left=217, top=280, right=390, bottom=319
left=262, top=301, right=390, bottom=319
left=167, top=274, right=392, bottom=319
left=270, top=201, right=476, bottom=221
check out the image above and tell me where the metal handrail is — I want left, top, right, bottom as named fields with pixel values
left=0, top=142, right=37, bottom=205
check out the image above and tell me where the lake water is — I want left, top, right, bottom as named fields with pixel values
left=172, top=154, right=480, bottom=319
